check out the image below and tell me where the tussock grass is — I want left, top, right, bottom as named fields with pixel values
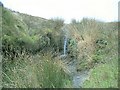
left=76, top=20, right=118, bottom=87
left=83, top=56, right=118, bottom=88
left=69, top=18, right=118, bottom=70
left=2, top=6, right=118, bottom=88
left=2, top=53, right=72, bottom=88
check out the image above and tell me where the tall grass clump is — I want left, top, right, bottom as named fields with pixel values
left=83, top=55, right=118, bottom=88
left=68, top=18, right=118, bottom=72
left=2, top=52, right=71, bottom=88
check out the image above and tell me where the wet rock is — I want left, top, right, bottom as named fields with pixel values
left=59, top=54, right=67, bottom=59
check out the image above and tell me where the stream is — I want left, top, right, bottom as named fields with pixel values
left=61, top=28, right=91, bottom=88
left=61, top=57, right=91, bottom=88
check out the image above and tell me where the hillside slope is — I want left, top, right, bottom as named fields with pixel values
left=2, top=6, right=65, bottom=56
left=2, top=6, right=118, bottom=88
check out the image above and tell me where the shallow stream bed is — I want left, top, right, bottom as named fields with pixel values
left=61, top=57, right=91, bottom=88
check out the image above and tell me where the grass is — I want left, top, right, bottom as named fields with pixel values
left=2, top=53, right=72, bottom=88
left=82, top=35, right=118, bottom=88
left=83, top=56, right=118, bottom=88
left=69, top=19, right=118, bottom=88
left=2, top=6, right=118, bottom=88
left=83, top=24, right=118, bottom=88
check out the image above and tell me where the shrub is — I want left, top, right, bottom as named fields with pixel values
left=2, top=53, right=71, bottom=88
left=50, top=18, right=64, bottom=31
left=67, top=38, right=79, bottom=59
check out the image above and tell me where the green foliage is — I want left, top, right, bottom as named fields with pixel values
left=92, top=54, right=102, bottom=63
left=2, top=7, right=29, bottom=58
left=2, top=53, right=71, bottom=88
left=68, top=38, right=78, bottom=58
left=77, top=60, right=88, bottom=71
left=50, top=18, right=64, bottom=31
left=83, top=57, right=118, bottom=88
left=2, top=7, right=66, bottom=57
left=2, top=6, right=118, bottom=88
left=96, top=39, right=108, bottom=49
left=2, top=8, right=15, bottom=36
left=40, top=54, right=71, bottom=88
left=2, top=8, right=14, bottom=26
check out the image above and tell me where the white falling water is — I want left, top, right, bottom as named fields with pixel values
left=63, top=36, right=67, bottom=55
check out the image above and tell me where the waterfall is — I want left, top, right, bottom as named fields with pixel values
left=63, top=36, right=67, bottom=55
left=60, top=26, right=69, bottom=58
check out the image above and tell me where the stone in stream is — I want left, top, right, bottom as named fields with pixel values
left=59, top=54, right=67, bottom=60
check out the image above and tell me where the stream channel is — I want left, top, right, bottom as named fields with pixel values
left=60, top=57, right=91, bottom=88
left=60, top=33, right=91, bottom=88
